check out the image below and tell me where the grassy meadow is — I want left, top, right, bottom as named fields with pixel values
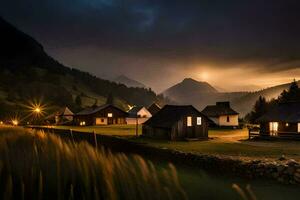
left=0, top=127, right=186, bottom=200
left=50, top=126, right=300, bottom=161
left=2, top=126, right=300, bottom=200
left=131, top=128, right=300, bottom=161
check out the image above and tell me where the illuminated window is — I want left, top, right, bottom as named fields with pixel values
left=197, top=117, right=202, bottom=125
left=107, top=113, right=113, bottom=117
left=80, top=121, right=86, bottom=126
left=269, top=122, right=278, bottom=135
left=187, top=116, right=192, bottom=127
left=298, top=123, right=300, bottom=133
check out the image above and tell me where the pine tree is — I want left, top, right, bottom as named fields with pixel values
left=246, top=96, right=269, bottom=123
left=278, top=79, right=300, bottom=102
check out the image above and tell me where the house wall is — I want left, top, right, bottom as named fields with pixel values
left=142, top=126, right=170, bottom=139
left=95, top=118, right=108, bottom=125
left=170, top=114, right=209, bottom=140
left=126, top=117, right=150, bottom=125
left=260, top=122, right=299, bottom=135
left=74, top=106, right=127, bottom=126
left=218, top=115, right=239, bottom=126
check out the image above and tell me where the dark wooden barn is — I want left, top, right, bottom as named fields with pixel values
left=256, top=102, right=300, bottom=138
left=147, top=103, right=161, bottom=115
left=74, top=104, right=128, bottom=126
left=142, top=105, right=210, bottom=140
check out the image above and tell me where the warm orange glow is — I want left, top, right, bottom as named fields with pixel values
left=12, top=120, right=19, bottom=126
left=34, top=107, right=41, bottom=113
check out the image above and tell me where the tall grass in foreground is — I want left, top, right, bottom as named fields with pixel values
left=0, top=127, right=187, bottom=200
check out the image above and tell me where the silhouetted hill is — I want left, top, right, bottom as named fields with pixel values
left=162, top=78, right=218, bottom=101
left=231, top=81, right=300, bottom=116
left=0, top=17, right=161, bottom=118
left=162, top=77, right=298, bottom=116
left=113, top=75, right=146, bottom=88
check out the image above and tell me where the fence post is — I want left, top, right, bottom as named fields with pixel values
left=70, top=129, right=74, bottom=143
left=248, top=128, right=251, bottom=140
left=93, top=130, right=98, bottom=149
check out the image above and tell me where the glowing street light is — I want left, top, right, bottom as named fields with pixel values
left=34, top=107, right=41, bottom=113
left=12, top=120, right=19, bottom=126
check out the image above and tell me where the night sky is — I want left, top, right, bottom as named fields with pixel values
left=1, top=0, right=300, bottom=92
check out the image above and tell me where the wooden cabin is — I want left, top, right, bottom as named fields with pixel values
left=142, top=105, right=210, bottom=140
left=46, top=107, right=74, bottom=125
left=126, top=106, right=152, bottom=125
left=147, top=103, right=161, bottom=115
left=202, top=102, right=239, bottom=127
left=256, top=102, right=300, bottom=138
left=74, top=104, right=128, bottom=126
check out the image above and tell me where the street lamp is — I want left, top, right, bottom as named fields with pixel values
left=34, top=107, right=41, bottom=113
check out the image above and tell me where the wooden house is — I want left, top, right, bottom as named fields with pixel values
left=202, top=102, right=239, bottom=127
left=74, top=104, right=128, bottom=126
left=147, top=103, right=161, bottom=115
left=255, top=102, right=300, bottom=138
left=46, top=107, right=74, bottom=125
left=142, top=105, right=210, bottom=140
left=126, top=106, right=152, bottom=125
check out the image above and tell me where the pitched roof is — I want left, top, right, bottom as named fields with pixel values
left=128, top=106, right=144, bottom=117
left=147, top=103, right=161, bottom=115
left=76, top=104, right=127, bottom=116
left=201, top=103, right=238, bottom=117
left=144, top=105, right=208, bottom=128
left=45, top=107, right=73, bottom=119
left=257, top=102, right=300, bottom=123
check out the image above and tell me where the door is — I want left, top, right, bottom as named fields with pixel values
left=269, top=122, right=278, bottom=136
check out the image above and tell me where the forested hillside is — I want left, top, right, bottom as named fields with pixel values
left=0, top=17, right=162, bottom=118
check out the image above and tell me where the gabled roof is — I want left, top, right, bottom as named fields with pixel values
left=45, top=107, right=73, bottom=119
left=147, top=103, right=161, bottom=115
left=144, top=105, right=208, bottom=128
left=128, top=106, right=144, bottom=115
left=128, top=106, right=145, bottom=117
left=202, top=103, right=238, bottom=117
left=76, top=104, right=127, bottom=116
left=257, top=102, right=300, bottom=123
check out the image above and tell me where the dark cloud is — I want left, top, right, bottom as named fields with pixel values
left=1, top=0, right=300, bottom=91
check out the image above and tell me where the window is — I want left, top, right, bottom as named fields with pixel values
left=197, top=117, right=202, bottom=125
left=269, top=122, right=278, bottom=135
left=107, top=113, right=113, bottom=117
left=298, top=123, right=300, bottom=133
left=226, top=116, right=230, bottom=122
left=80, top=121, right=86, bottom=126
left=187, top=116, right=192, bottom=127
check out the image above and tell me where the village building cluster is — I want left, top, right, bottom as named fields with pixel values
left=47, top=101, right=242, bottom=140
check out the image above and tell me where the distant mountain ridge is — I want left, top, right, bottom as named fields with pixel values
left=0, top=17, right=162, bottom=118
left=113, top=75, right=146, bottom=88
left=162, top=78, right=299, bottom=116
left=163, top=78, right=218, bottom=102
